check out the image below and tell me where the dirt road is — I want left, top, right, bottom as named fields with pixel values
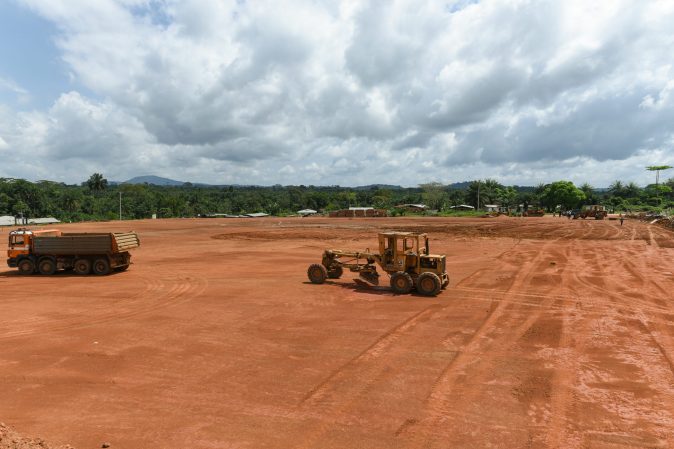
left=1, top=216, right=673, bottom=448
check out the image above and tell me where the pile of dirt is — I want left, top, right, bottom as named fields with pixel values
left=0, top=423, right=74, bottom=449
left=653, top=216, right=674, bottom=231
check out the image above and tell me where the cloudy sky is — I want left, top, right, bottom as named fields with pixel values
left=1, top=0, right=673, bottom=187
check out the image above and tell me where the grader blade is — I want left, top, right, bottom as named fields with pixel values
left=359, top=271, right=380, bottom=285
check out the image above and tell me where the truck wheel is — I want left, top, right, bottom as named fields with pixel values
left=417, top=272, right=441, bottom=296
left=17, top=259, right=35, bottom=275
left=74, top=259, right=92, bottom=275
left=38, top=258, right=57, bottom=275
left=327, top=265, right=343, bottom=279
left=308, top=264, right=328, bottom=284
left=390, top=271, right=413, bottom=294
left=93, top=258, right=111, bottom=276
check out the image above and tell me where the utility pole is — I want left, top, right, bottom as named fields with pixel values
left=477, top=181, right=481, bottom=211
left=119, top=191, right=122, bottom=220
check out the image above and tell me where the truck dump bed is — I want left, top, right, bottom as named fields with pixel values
left=32, top=232, right=140, bottom=255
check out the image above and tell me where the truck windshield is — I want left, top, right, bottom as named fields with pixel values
left=11, top=235, right=25, bottom=245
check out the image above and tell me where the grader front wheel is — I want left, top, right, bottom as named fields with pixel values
left=417, top=272, right=442, bottom=297
left=308, top=264, right=328, bottom=284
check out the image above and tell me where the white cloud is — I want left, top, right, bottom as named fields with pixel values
left=0, top=0, right=673, bottom=186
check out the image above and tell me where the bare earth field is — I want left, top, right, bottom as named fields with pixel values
left=1, top=216, right=673, bottom=449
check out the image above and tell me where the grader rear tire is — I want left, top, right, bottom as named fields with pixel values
left=308, top=264, right=328, bottom=284
left=390, top=271, right=413, bottom=294
left=417, top=272, right=442, bottom=297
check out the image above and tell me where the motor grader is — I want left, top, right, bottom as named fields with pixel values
left=307, top=232, right=449, bottom=296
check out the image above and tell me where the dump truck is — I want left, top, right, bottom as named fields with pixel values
left=522, top=208, right=545, bottom=217
left=307, top=231, right=449, bottom=296
left=574, top=205, right=608, bottom=220
left=6, top=228, right=140, bottom=275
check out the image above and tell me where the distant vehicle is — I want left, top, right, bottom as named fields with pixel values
left=522, top=208, right=545, bottom=217
left=576, top=205, right=608, bottom=220
left=6, top=228, right=140, bottom=275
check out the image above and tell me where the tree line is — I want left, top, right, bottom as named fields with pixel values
left=0, top=173, right=672, bottom=222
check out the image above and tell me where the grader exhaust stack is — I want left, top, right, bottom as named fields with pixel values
left=307, top=232, right=449, bottom=297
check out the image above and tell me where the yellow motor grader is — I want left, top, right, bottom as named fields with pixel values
left=307, top=231, right=449, bottom=296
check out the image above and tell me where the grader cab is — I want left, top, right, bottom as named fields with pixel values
left=307, top=232, right=449, bottom=296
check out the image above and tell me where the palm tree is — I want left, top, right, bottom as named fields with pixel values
left=86, top=173, right=108, bottom=194
left=625, top=182, right=640, bottom=198
left=646, top=165, right=672, bottom=204
left=646, top=165, right=673, bottom=188
left=608, top=180, right=625, bottom=198
left=579, top=183, right=595, bottom=204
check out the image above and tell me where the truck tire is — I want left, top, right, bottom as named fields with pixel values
left=417, top=272, right=442, bottom=296
left=93, top=258, right=111, bottom=276
left=38, top=257, right=57, bottom=275
left=308, top=263, right=328, bottom=284
left=327, top=265, right=343, bottom=279
left=17, top=259, right=35, bottom=275
left=390, top=271, right=413, bottom=294
left=74, top=259, right=92, bottom=275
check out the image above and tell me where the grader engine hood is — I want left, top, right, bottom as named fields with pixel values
left=420, top=254, right=446, bottom=271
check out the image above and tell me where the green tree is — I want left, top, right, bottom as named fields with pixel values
left=420, top=182, right=447, bottom=210
left=624, top=182, right=641, bottom=198
left=579, top=183, right=597, bottom=204
left=496, top=186, right=518, bottom=211
left=646, top=165, right=672, bottom=205
left=0, top=192, right=10, bottom=214
left=86, top=173, right=108, bottom=194
left=466, top=179, right=503, bottom=209
left=646, top=165, right=673, bottom=187
left=13, top=199, right=29, bottom=216
left=540, top=181, right=586, bottom=211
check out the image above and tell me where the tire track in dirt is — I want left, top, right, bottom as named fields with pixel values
left=298, top=304, right=442, bottom=406
left=402, top=238, right=568, bottom=448
left=293, top=303, right=452, bottom=449
left=0, top=274, right=208, bottom=340
left=552, top=222, right=674, bottom=446
left=453, top=285, right=671, bottom=314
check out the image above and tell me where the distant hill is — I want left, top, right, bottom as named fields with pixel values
left=353, top=184, right=404, bottom=190
left=123, top=175, right=187, bottom=186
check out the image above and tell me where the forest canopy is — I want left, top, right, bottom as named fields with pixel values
left=1, top=174, right=672, bottom=222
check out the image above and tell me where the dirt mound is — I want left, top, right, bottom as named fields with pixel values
left=0, top=424, right=73, bottom=449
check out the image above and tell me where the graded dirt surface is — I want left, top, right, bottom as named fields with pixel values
left=1, top=216, right=673, bottom=449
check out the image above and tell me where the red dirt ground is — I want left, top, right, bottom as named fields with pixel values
left=1, top=216, right=673, bottom=449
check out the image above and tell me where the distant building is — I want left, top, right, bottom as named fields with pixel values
left=394, top=204, right=428, bottom=212
left=298, top=209, right=318, bottom=216
left=0, top=216, right=60, bottom=226
left=329, top=207, right=387, bottom=217
left=449, top=205, right=475, bottom=210
left=245, top=212, right=270, bottom=218
left=484, top=204, right=499, bottom=212
left=348, top=207, right=374, bottom=211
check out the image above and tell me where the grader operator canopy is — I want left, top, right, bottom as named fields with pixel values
left=307, top=232, right=449, bottom=297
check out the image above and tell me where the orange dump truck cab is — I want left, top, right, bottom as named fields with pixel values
left=7, top=228, right=61, bottom=261
left=7, top=228, right=140, bottom=275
